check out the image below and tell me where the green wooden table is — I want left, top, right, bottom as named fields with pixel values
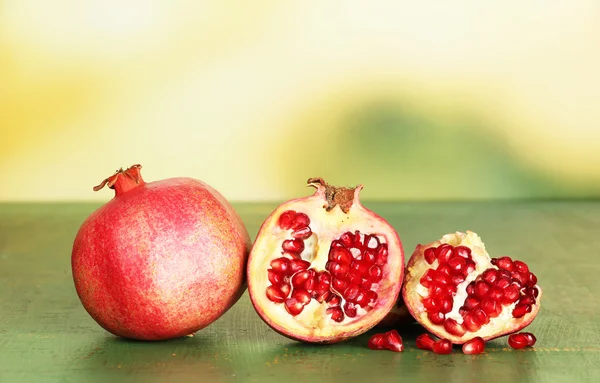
left=1, top=201, right=599, bottom=382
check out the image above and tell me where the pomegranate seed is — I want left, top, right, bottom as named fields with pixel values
left=266, top=285, right=287, bottom=303
left=455, top=246, right=471, bottom=258
left=452, top=274, right=466, bottom=285
left=304, top=276, right=317, bottom=292
left=367, top=265, right=383, bottom=283
left=474, top=280, right=491, bottom=299
left=384, top=330, right=404, bottom=352
left=355, top=290, right=370, bottom=307
left=292, top=289, right=311, bottom=305
left=364, top=234, right=380, bottom=250
left=431, top=284, right=446, bottom=298
left=331, top=278, right=347, bottom=293
left=424, top=248, right=436, bottom=264
left=432, top=339, right=453, bottom=354
left=466, top=282, right=475, bottom=296
left=512, top=303, right=532, bottom=318
left=284, top=298, right=304, bottom=315
left=522, top=332, right=537, bottom=346
left=368, top=334, right=386, bottom=350
left=291, top=270, right=311, bottom=288
left=282, top=251, right=301, bottom=260
left=528, top=286, right=540, bottom=298
left=268, top=269, right=283, bottom=285
left=361, top=249, right=376, bottom=264
left=353, top=231, right=363, bottom=249
left=462, top=337, right=485, bottom=355
left=280, top=283, right=291, bottom=297
left=463, top=312, right=482, bottom=332
left=519, top=296, right=535, bottom=306
left=434, top=273, right=453, bottom=286
left=291, top=212, right=310, bottom=230
left=513, top=260, right=529, bottom=274
left=489, top=287, right=504, bottom=301
left=440, top=296, right=453, bottom=314
left=422, top=297, right=440, bottom=311
left=498, top=269, right=512, bottom=280
left=444, top=318, right=466, bottom=337
left=346, top=271, right=362, bottom=286
left=428, top=311, right=445, bottom=325
left=495, top=277, right=511, bottom=290
left=326, top=306, right=344, bottom=322
left=315, top=291, right=331, bottom=303
left=360, top=277, right=372, bottom=290
left=526, top=272, right=538, bottom=287
left=481, top=269, right=498, bottom=284
left=329, top=247, right=353, bottom=264
left=278, top=210, right=296, bottom=230
left=330, top=240, right=345, bottom=248
left=512, top=272, right=528, bottom=286
left=328, top=261, right=350, bottom=279
left=375, top=244, right=388, bottom=266
left=292, top=226, right=312, bottom=240
left=270, top=257, right=290, bottom=275
left=339, top=232, right=354, bottom=247
left=344, top=302, right=357, bottom=318
left=464, top=297, right=480, bottom=310
left=420, top=269, right=437, bottom=288
left=448, top=256, right=467, bottom=274
left=481, top=299, right=499, bottom=317
left=494, top=256, right=514, bottom=271
left=437, top=264, right=452, bottom=277
left=501, top=285, right=520, bottom=305
left=282, top=239, right=304, bottom=254
left=459, top=307, right=469, bottom=316
left=416, top=333, right=435, bottom=350
left=327, top=294, right=341, bottom=306
left=466, top=260, right=476, bottom=274
left=508, top=333, right=529, bottom=349
left=344, top=284, right=360, bottom=301
left=350, top=261, right=369, bottom=276
left=367, top=290, right=378, bottom=302
left=435, top=244, right=454, bottom=264
left=289, top=259, right=310, bottom=274
left=472, top=307, right=489, bottom=325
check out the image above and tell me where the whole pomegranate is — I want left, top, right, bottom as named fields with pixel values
left=403, top=231, right=542, bottom=344
left=72, top=165, right=251, bottom=340
left=247, top=178, right=404, bottom=343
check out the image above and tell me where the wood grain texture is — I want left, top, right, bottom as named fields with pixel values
left=1, top=201, right=599, bottom=383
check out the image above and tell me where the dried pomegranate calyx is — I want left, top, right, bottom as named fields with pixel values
left=93, top=164, right=145, bottom=195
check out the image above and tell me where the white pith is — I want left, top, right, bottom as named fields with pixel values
left=248, top=185, right=404, bottom=342
left=406, top=231, right=542, bottom=343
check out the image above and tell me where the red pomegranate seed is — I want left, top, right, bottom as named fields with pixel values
left=282, top=239, right=304, bottom=254
left=304, top=276, right=316, bottom=292
left=422, top=297, right=440, bottom=311
left=278, top=210, right=297, bottom=230
left=344, top=284, right=360, bottom=301
left=526, top=272, right=538, bottom=287
left=292, top=289, right=311, bottom=305
left=384, top=330, right=404, bottom=352
left=361, top=249, right=376, bottom=264
left=292, top=226, right=312, bottom=240
left=452, top=274, right=466, bottom=285
left=270, top=257, right=290, bottom=275
left=315, top=291, right=331, bottom=303
left=472, top=307, right=489, bottom=325
left=494, top=256, right=514, bottom=271
left=352, top=231, right=363, bottom=248
left=528, top=286, right=539, bottom=298
left=327, top=294, right=341, bottom=306
left=508, top=333, right=529, bottom=349
left=360, top=277, right=372, bottom=290
left=331, top=278, right=347, bottom=293
left=367, top=265, right=383, bottom=283
left=437, top=265, right=453, bottom=277
left=481, top=269, right=498, bottom=284
left=463, top=312, right=482, bottom=332
left=455, top=245, right=471, bottom=258
left=448, top=256, right=467, bottom=274
left=522, top=332, right=537, bottom=346
left=268, top=269, right=283, bottom=285
left=464, top=297, right=480, bottom=310
left=481, top=299, right=499, bottom=317
left=291, top=270, right=311, bottom=287
left=317, top=271, right=331, bottom=285
left=432, top=339, right=453, bottom=354
left=266, top=285, right=287, bottom=303
left=326, top=306, right=344, bottom=322
left=339, top=232, right=354, bottom=247
left=355, top=290, right=370, bottom=307
left=462, top=337, right=485, bottom=355
left=328, top=261, right=350, bottom=279
left=364, top=234, right=380, bottom=250
left=375, top=244, right=388, bottom=265
left=420, top=269, right=437, bottom=288
left=350, top=261, right=370, bottom=276
left=519, top=296, right=535, bottom=306
left=329, top=247, right=353, bottom=264
left=512, top=272, right=528, bottom=286
left=424, top=247, right=436, bottom=264
left=284, top=298, right=304, bottom=315
left=459, top=307, right=469, bottom=316
left=280, top=283, right=291, bottom=297
left=368, top=333, right=386, bottom=349
left=466, top=282, right=475, bottom=296
left=489, top=287, right=504, bottom=301
left=344, top=302, right=358, bottom=318
left=367, top=290, right=377, bottom=302
left=428, top=311, right=445, bottom=325
left=289, top=259, right=310, bottom=274
left=434, top=273, right=452, bottom=286
left=346, top=271, right=362, bottom=286
left=512, top=303, right=532, bottom=318
left=513, top=260, right=529, bottom=274
left=495, top=277, right=511, bottom=289
left=474, top=280, right=491, bottom=299
left=502, top=284, right=520, bottom=304
left=444, top=318, right=466, bottom=337
left=416, top=333, right=435, bottom=350
left=440, top=296, right=453, bottom=314
left=435, top=244, right=454, bottom=264
left=291, top=212, right=310, bottom=230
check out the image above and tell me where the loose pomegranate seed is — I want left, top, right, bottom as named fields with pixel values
left=522, top=332, right=537, bottom=346
left=416, top=333, right=435, bottom=350
left=282, top=239, right=305, bottom=254
left=432, top=339, right=453, bottom=354
left=278, top=210, right=297, bottom=230
left=462, top=337, right=485, bottom=354
left=368, top=334, right=386, bottom=349
left=508, top=333, right=529, bottom=349
left=368, top=330, right=403, bottom=352
left=291, top=212, right=310, bottom=230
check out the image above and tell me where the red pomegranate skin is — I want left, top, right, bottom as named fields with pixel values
left=72, top=168, right=251, bottom=340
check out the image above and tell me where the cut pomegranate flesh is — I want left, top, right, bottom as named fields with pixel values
left=403, top=231, right=542, bottom=344
left=368, top=330, right=404, bottom=352
left=247, top=178, right=404, bottom=343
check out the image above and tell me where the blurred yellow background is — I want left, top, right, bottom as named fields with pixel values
left=1, top=1, right=599, bottom=201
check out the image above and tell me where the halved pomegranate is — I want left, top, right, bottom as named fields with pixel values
left=247, top=178, right=404, bottom=343
left=403, top=231, right=542, bottom=344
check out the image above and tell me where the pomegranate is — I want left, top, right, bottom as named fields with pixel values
left=368, top=330, right=404, bottom=352
left=403, top=231, right=542, bottom=344
left=247, top=178, right=404, bottom=343
left=71, top=165, right=251, bottom=340
left=508, top=332, right=537, bottom=349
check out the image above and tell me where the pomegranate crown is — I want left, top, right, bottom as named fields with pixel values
left=93, top=164, right=145, bottom=196
left=307, top=177, right=361, bottom=214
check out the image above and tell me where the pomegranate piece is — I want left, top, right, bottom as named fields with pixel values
left=462, top=337, right=485, bottom=354
left=509, top=332, right=537, bottom=349
left=72, top=165, right=251, bottom=340
left=247, top=178, right=404, bottom=343
left=368, top=330, right=404, bottom=352
left=402, top=231, right=542, bottom=345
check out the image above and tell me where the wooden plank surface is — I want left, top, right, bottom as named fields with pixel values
left=1, top=201, right=599, bottom=383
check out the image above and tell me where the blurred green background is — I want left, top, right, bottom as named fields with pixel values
left=1, top=1, right=599, bottom=201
